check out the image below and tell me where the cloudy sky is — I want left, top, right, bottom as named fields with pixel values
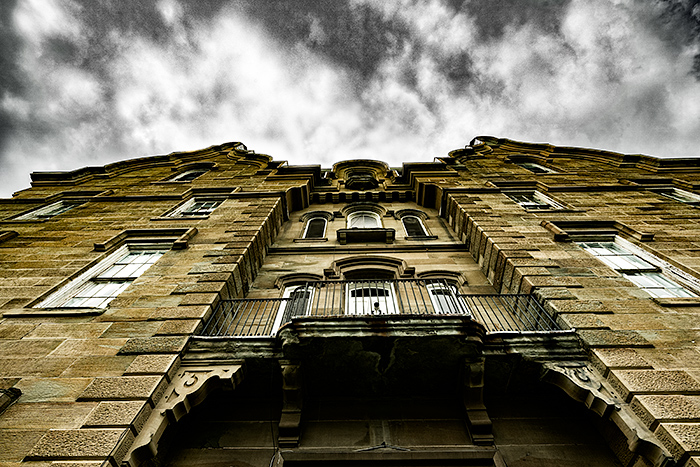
left=1, top=0, right=699, bottom=197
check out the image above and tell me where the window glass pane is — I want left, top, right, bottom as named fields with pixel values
left=403, top=216, right=426, bottom=236
left=174, top=170, right=206, bottom=181
left=305, top=218, right=326, bottom=238
left=49, top=248, right=165, bottom=308
left=348, top=212, right=380, bottom=228
left=346, top=282, right=395, bottom=315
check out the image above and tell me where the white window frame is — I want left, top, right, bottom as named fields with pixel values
left=652, top=188, right=700, bottom=206
left=345, top=281, right=398, bottom=315
left=303, top=217, right=327, bottom=238
left=506, top=191, right=564, bottom=210
left=579, top=238, right=699, bottom=298
left=37, top=245, right=166, bottom=308
left=14, top=201, right=81, bottom=221
left=347, top=211, right=381, bottom=229
left=401, top=215, right=428, bottom=237
left=426, top=282, right=471, bottom=316
left=168, top=198, right=222, bottom=217
left=273, top=285, right=315, bottom=333
left=171, top=169, right=207, bottom=182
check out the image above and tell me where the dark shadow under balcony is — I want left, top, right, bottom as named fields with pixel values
left=196, top=279, right=565, bottom=338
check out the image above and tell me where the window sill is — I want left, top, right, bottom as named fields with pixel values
left=651, top=297, right=700, bottom=307
left=404, top=235, right=438, bottom=241
left=293, top=238, right=329, bottom=243
left=150, top=216, right=210, bottom=221
left=3, top=308, right=104, bottom=317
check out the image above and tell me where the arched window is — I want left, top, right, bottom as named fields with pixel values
left=304, top=218, right=327, bottom=238
left=402, top=215, right=428, bottom=237
left=172, top=169, right=207, bottom=182
left=347, top=211, right=381, bottom=228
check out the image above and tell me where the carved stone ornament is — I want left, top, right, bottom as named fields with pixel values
left=542, top=362, right=677, bottom=467
left=121, top=363, right=245, bottom=467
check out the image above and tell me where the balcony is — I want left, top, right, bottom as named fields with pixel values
left=197, top=279, right=564, bottom=338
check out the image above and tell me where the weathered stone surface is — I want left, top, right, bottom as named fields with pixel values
left=631, top=395, right=700, bottom=428
left=0, top=357, right=75, bottom=377
left=27, top=428, right=132, bottom=460
left=117, top=336, right=188, bottom=355
left=0, top=339, right=64, bottom=357
left=0, top=403, right=96, bottom=430
left=154, top=319, right=200, bottom=336
left=687, top=456, right=700, bottom=467
left=26, top=323, right=110, bottom=339
left=590, top=348, right=652, bottom=376
left=655, top=423, right=700, bottom=460
left=51, top=339, right=129, bottom=357
left=124, top=354, right=179, bottom=381
left=0, top=323, right=36, bottom=339
left=78, top=376, right=166, bottom=403
left=577, top=330, right=651, bottom=348
left=99, top=322, right=162, bottom=338
left=150, top=305, right=211, bottom=320
left=15, top=378, right=92, bottom=403
left=83, top=401, right=152, bottom=433
left=60, top=356, right=135, bottom=378
left=0, top=430, right=46, bottom=462
left=608, top=370, right=700, bottom=402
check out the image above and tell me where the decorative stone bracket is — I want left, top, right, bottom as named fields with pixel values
left=463, top=358, right=493, bottom=445
left=122, top=363, right=245, bottom=467
left=542, top=362, right=678, bottom=467
left=279, top=360, right=303, bottom=448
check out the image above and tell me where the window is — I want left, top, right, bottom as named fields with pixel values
left=345, top=281, right=398, bottom=315
left=515, top=162, right=557, bottom=174
left=275, top=285, right=315, bottom=331
left=14, top=201, right=81, bottom=220
left=402, top=215, right=428, bottom=237
left=168, top=199, right=221, bottom=217
left=171, top=169, right=207, bottom=182
left=653, top=188, right=700, bottom=206
left=347, top=211, right=381, bottom=229
left=304, top=218, right=327, bottom=238
left=38, top=246, right=165, bottom=308
left=579, top=241, right=697, bottom=298
left=426, top=282, right=471, bottom=315
left=506, top=191, right=563, bottom=210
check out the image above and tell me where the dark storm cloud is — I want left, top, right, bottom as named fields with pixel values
left=0, top=0, right=699, bottom=197
left=462, top=0, right=573, bottom=41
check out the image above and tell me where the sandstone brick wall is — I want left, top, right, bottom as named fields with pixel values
left=0, top=138, right=699, bottom=465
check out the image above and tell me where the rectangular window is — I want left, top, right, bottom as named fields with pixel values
left=168, top=199, right=222, bottom=217
left=515, top=162, right=557, bottom=174
left=345, top=281, right=397, bottom=315
left=38, top=246, right=165, bottom=308
left=506, top=191, right=563, bottom=210
left=14, top=201, right=81, bottom=220
left=579, top=240, right=697, bottom=298
left=427, top=282, right=471, bottom=316
left=652, top=188, right=700, bottom=206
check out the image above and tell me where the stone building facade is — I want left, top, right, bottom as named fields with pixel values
left=0, top=137, right=699, bottom=466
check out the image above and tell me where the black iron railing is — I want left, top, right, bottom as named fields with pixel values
left=198, top=279, right=562, bottom=338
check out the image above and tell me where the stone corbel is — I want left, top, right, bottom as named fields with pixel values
left=541, top=362, right=615, bottom=418
left=279, top=360, right=303, bottom=448
left=122, top=363, right=245, bottom=467
left=463, top=358, right=493, bottom=445
left=542, top=362, right=677, bottom=467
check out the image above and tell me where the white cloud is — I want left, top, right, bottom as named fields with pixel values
left=1, top=0, right=700, bottom=197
